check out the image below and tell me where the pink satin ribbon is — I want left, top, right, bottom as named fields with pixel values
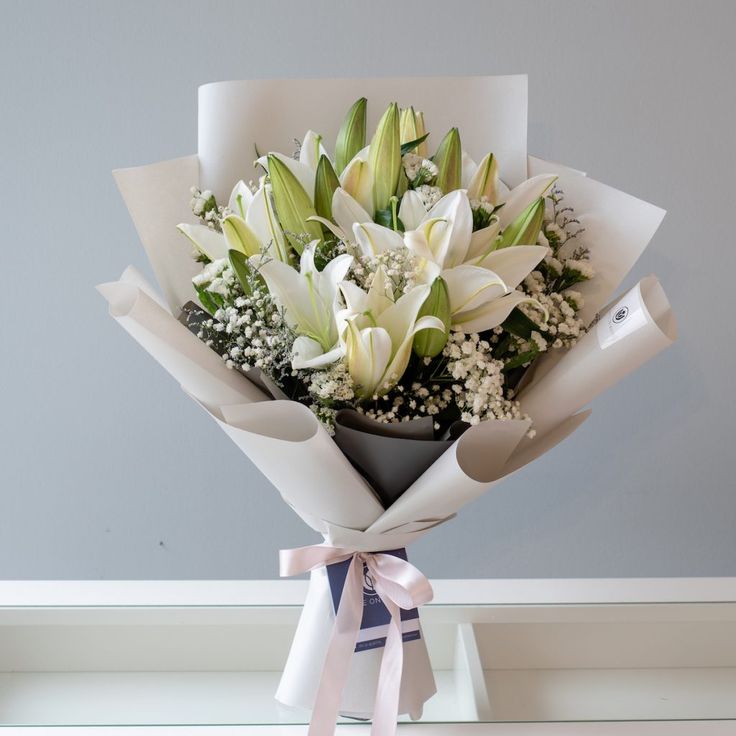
left=280, top=544, right=434, bottom=736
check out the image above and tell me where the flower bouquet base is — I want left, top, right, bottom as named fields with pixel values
left=277, top=565, right=435, bottom=720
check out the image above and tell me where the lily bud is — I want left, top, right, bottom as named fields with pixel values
left=335, top=97, right=367, bottom=175
left=497, top=196, right=545, bottom=249
left=221, top=214, right=261, bottom=256
left=314, top=154, right=340, bottom=221
left=415, top=111, right=428, bottom=157
left=467, top=153, right=499, bottom=204
left=268, top=154, right=322, bottom=254
left=433, top=127, right=462, bottom=193
left=399, top=106, right=419, bottom=146
left=413, top=277, right=451, bottom=358
left=369, top=102, right=401, bottom=214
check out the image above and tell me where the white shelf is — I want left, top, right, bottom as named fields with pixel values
left=3, top=577, right=736, bottom=607
left=1, top=578, right=735, bottom=732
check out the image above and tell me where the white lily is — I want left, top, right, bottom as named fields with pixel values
left=254, top=243, right=352, bottom=369
left=339, top=268, right=445, bottom=398
left=178, top=180, right=290, bottom=263
left=403, top=190, right=549, bottom=332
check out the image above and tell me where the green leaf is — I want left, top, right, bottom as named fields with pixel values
left=374, top=197, right=404, bottom=232
left=413, top=277, right=451, bottom=358
left=501, top=307, right=541, bottom=340
left=268, top=154, right=322, bottom=254
left=400, top=133, right=430, bottom=156
left=373, top=208, right=393, bottom=229
left=335, top=97, right=367, bottom=175
left=433, top=127, right=462, bottom=193
left=314, top=154, right=340, bottom=221
left=228, top=249, right=253, bottom=296
left=369, top=102, right=401, bottom=214
left=401, top=107, right=429, bottom=157
left=502, top=349, right=540, bottom=371
left=194, top=284, right=219, bottom=315
left=497, top=197, right=545, bottom=249
left=221, top=215, right=261, bottom=256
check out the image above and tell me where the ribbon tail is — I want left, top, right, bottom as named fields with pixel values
left=308, top=555, right=364, bottom=736
left=370, top=596, right=404, bottom=736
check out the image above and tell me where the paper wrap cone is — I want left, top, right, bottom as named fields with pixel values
left=519, top=276, right=677, bottom=438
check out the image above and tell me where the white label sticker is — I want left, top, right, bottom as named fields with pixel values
left=596, top=285, right=648, bottom=349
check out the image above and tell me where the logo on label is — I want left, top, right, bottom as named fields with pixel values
left=613, top=306, right=629, bottom=324
left=363, top=566, right=376, bottom=596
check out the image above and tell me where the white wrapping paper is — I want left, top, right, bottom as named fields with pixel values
left=199, top=76, right=529, bottom=200
left=527, top=156, right=666, bottom=325
left=518, top=276, right=677, bottom=438
left=97, top=276, right=266, bottom=406
left=114, top=156, right=200, bottom=314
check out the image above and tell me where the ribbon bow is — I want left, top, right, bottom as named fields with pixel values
left=280, top=544, right=434, bottom=736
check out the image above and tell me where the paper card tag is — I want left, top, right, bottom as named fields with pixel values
left=596, top=284, right=648, bottom=349
left=326, top=548, right=421, bottom=653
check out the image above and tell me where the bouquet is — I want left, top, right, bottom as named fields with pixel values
left=99, top=77, right=676, bottom=735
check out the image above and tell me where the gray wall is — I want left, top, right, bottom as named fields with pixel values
left=2, top=0, right=734, bottom=580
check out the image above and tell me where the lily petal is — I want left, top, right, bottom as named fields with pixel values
left=466, top=219, right=501, bottom=261
left=228, top=180, right=254, bottom=219
left=332, top=187, right=372, bottom=238
left=307, top=215, right=346, bottom=241
left=245, top=185, right=288, bottom=261
left=339, top=146, right=373, bottom=212
left=497, top=174, right=557, bottom=229
left=461, top=151, right=477, bottom=188
left=380, top=312, right=444, bottom=396
left=398, top=190, right=427, bottom=231
left=405, top=219, right=446, bottom=263
left=476, top=245, right=548, bottom=290
left=255, top=256, right=312, bottom=332
left=339, top=266, right=393, bottom=325
left=353, top=222, right=405, bottom=257
left=375, top=283, right=430, bottom=349
left=442, top=264, right=508, bottom=315
left=320, top=252, right=354, bottom=307
left=222, top=214, right=261, bottom=256
left=299, top=130, right=328, bottom=172
left=423, top=189, right=473, bottom=268
left=177, top=223, right=228, bottom=261
left=291, top=335, right=343, bottom=369
left=452, top=290, right=536, bottom=333
left=339, top=281, right=370, bottom=315
left=345, top=321, right=393, bottom=398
